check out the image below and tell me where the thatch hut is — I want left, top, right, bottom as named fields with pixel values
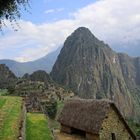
left=58, top=99, right=136, bottom=140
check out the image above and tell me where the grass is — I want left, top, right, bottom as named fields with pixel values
left=0, top=89, right=8, bottom=96
left=0, top=98, right=6, bottom=109
left=0, top=96, right=23, bottom=140
left=57, top=101, right=64, bottom=114
left=26, top=113, right=53, bottom=140
left=0, top=95, right=63, bottom=140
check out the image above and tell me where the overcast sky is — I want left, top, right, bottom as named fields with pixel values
left=0, top=0, right=140, bottom=62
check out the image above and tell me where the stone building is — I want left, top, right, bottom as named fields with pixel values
left=58, top=99, right=136, bottom=140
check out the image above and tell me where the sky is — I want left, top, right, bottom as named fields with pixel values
left=0, top=0, right=140, bottom=62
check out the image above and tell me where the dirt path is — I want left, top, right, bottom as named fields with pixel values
left=54, top=130, right=85, bottom=140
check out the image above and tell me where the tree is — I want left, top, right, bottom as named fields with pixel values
left=0, top=0, right=29, bottom=30
left=45, top=101, right=57, bottom=119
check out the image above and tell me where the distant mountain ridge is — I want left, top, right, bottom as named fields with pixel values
left=51, top=27, right=140, bottom=122
left=0, top=47, right=61, bottom=77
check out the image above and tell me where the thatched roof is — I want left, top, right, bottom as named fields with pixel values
left=58, top=99, right=136, bottom=139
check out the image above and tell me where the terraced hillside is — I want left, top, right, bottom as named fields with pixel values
left=0, top=96, right=23, bottom=140
left=0, top=95, right=53, bottom=140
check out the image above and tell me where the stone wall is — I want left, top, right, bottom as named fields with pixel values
left=18, top=102, right=26, bottom=140
left=86, top=133, right=99, bottom=140
left=100, top=106, right=134, bottom=140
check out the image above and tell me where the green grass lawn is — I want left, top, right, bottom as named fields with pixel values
left=0, top=96, right=23, bottom=140
left=26, top=113, right=53, bottom=140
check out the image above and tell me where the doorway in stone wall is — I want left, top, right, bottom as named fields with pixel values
left=111, top=133, right=116, bottom=140
left=71, top=127, right=86, bottom=138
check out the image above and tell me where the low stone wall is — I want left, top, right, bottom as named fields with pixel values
left=18, top=101, right=27, bottom=140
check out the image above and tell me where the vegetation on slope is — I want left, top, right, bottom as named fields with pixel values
left=45, top=101, right=57, bottom=119
left=128, top=119, right=140, bottom=137
left=0, top=64, right=17, bottom=89
left=26, top=113, right=53, bottom=140
left=49, top=101, right=64, bottom=129
left=0, top=96, right=22, bottom=140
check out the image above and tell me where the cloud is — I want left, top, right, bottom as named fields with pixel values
left=0, top=0, right=140, bottom=62
left=45, top=9, right=55, bottom=14
left=45, top=8, right=64, bottom=14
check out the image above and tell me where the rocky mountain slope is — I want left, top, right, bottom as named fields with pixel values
left=51, top=27, right=140, bottom=122
left=0, top=64, right=17, bottom=89
left=0, top=47, right=61, bottom=77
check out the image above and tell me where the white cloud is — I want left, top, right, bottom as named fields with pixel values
left=45, top=9, right=55, bottom=14
left=45, top=8, right=64, bottom=14
left=0, top=0, right=140, bottom=62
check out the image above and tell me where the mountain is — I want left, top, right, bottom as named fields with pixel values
left=51, top=27, right=140, bottom=122
left=23, top=70, right=53, bottom=84
left=0, top=47, right=61, bottom=77
left=0, top=64, right=17, bottom=89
